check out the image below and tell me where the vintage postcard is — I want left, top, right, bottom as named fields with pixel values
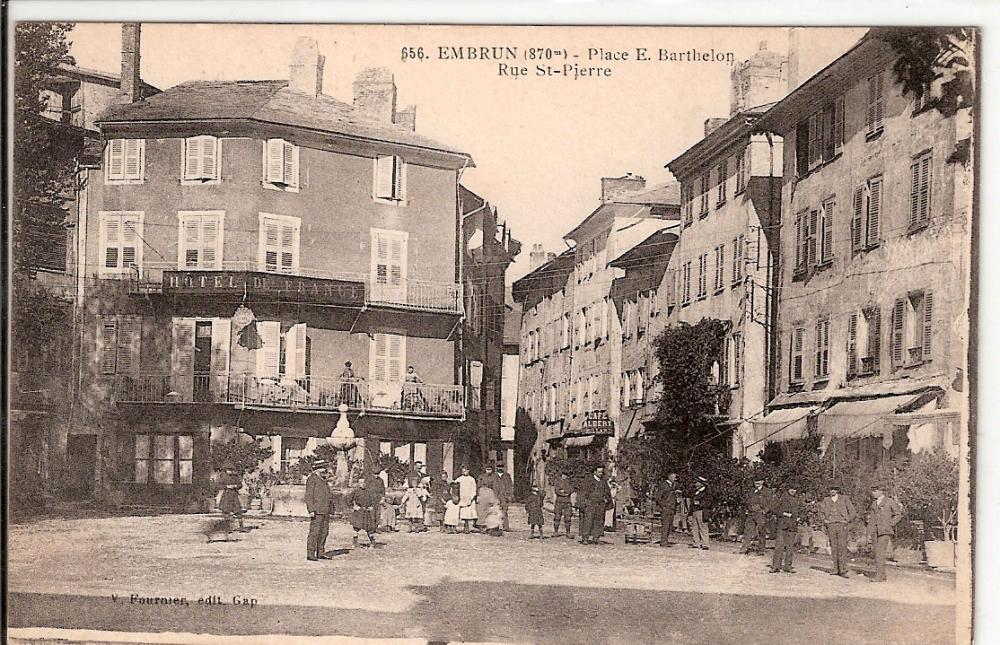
left=6, top=18, right=976, bottom=645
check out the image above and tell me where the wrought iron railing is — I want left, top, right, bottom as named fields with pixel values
left=368, top=278, right=462, bottom=314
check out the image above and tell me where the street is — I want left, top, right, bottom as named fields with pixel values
left=8, top=510, right=956, bottom=644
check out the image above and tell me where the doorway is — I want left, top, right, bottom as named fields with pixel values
left=65, top=434, right=97, bottom=499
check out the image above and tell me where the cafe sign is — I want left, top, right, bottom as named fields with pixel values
left=582, top=410, right=615, bottom=436
left=162, top=271, right=365, bottom=307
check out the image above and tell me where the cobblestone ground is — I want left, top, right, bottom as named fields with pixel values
left=8, top=509, right=957, bottom=644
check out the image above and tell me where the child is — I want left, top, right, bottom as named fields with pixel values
left=526, top=484, right=544, bottom=539
left=483, top=498, right=504, bottom=537
left=211, top=464, right=244, bottom=542
left=443, top=491, right=461, bottom=534
left=401, top=477, right=429, bottom=533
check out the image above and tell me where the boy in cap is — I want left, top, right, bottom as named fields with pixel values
left=867, top=483, right=903, bottom=582
left=742, top=477, right=773, bottom=555
left=304, top=459, right=333, bottom=561
left=818, top=482, right=857, bottom=577
left=770, top=484, right=802, bottom=573
left=525, top=484, right=545, bottom=539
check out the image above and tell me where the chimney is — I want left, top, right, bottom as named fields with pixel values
left=288, top=37, right=325, bottom=96
left=729, top=39, right=788, bottom=115
left=787, top=28, right=801, bottom=92
left=119, top=23, right=141, bottom=104
left=394, top=105, right=417, bottom=131
left=704, top=117, right=728, bottom=137
left=529, top=244, right=548, bottom=271
left=600, top=173, right=646, bottom=203
left=353, top=67, right=397, bottom=123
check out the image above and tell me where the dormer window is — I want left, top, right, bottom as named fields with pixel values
left=374, top=155, right=406, bottom=203
left=182, top=136, right=221, bottom=183
left=262, top=138, right=299, bottom=190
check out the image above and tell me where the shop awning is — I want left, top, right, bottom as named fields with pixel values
left=749, top=406, right=815, bottom=445
left=816, top=394, right=922, bottom=439
left=564, top=435, right=596, bottom=448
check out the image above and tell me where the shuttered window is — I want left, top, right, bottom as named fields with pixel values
left=178, top=211, right=224, bottom=269
left=732, top=234, right=745, bottom=284
left=851, top=187, right=865, bottom=254
left=866, top=176, right=882, bottom=248
left=714, top=244, right=725, bottom=292
left=697, top=254, right=708, bottom=299
left=699, top=175, right=709, bottom=216
left=808, top=112, right=822, bottom=170
left=909, top=151, right=932, bottom=230
left=99, top=315, right=141, bottom=375
left=819, top=198, right=835, bottom=264
left=99, top=212, right=143, bottom=275
left=263, top=138, right=299, bottom=189
left=732, top=332, right=743, bottom=386
left=716, top=158, right=727, bottom=205
left=259, top=213, right=300, bottom=274
left=182, top=136, right=221, bottom=182
left=866, top=71, right=885, bottom=137
left=790, top=327, right=805, bottom=384
left=814, top=317, right=831, bottom=379
left=370, top=228, right=408, bottom=303
left=374, top=155, right=406, bottom=201
left=681, top=260, right=692, bottom=305
left=848, top=307, right=882, bottom=378
left=735, top=147, right=748, bottom=194
left=681, top=184, right=693, bottom=226
left=105, top=138, right=144, bottom=183
left=370, top=332, right=406, bottom=382
left=134, top=434, right=194, bottom=485
left=794, top=210, right=807, bottom=272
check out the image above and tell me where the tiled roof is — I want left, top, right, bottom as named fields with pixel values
left=616, top=181, right=681, bottom=206
left=97, top=80, right=470, bottom=159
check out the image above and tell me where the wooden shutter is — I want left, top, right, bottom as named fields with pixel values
left=183, top=217, right=201, bottom=267
left=263, top=218, right=279, bottom=271
left=256, top=321, right=280, bottom=377
left=371, top=333, right=388, bottom=381
left=821, top=201, right=834, bottom=262
left=279, top=223, right=296, bottom=273
left=122, top=216, right=139, bottom=269
left=285, top=323, right=307, bottom=379
left=891, top=298, right=906, bottom=367
left=833, top=96, right=845, bottom=154
left=184, top=137, right=201, bottom=180
left=107, top=139, right=124, bottom=179
left=806, top=210, right=818, bottom=267
left=101, top=317, right=118, bottom=374
left=791, top=328, right=803, bottom=382
left=202, top=137, right=218, bottom=180
left=815, top=320, right=823, bottom=376
left=870, top=308, right=882, bottom=373
left=918, top=153, right=931, bottom=226
left=922, top=291, right=934, bottom=360
left=867, top=177, right=882, bottom=246
left=124, top=139, right=142, bottom=180
left=387, top=334, right=404, bottom=382
left=282, top=141, right=296, bottom=186
left=847, top=313, right=858, bottom=377
left=392, top=157, right=404, bottom=200
left=910, top=157, right=921, bottom=229
left=171, top=318, right=195, bottom=400
left=794, top=214, right=804, bottom=269
left=874, top=73, right=885, bottom=131
left=266, top=139, right=284, bottom=184
left=851, top=187, right=864, bottom=253
left=117, top=316, right=141, bottom=375
left=375, top=156, right=393, bottom=199
left=210, top=318, right=231, bottom=400
left=104, top=216, right=121, bottom=269
left=202, top=216, right=220, bottom=268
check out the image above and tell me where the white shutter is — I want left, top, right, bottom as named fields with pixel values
left=124, top=139, right=143, bottom=180
left=262, top=218, right=279, bottom=271
left=279, top=223, right=297, bottom=273
left=256, top=321, right=280, bottom=377
left=183, top=217, right=201, bottom=267
left=107, top=139, right=124, bottom=180
left=375, top=156, right=393, bottom=199
left=266, top=139, right=284, bottom=184
left=103, top=216, right=121, bottom=269
left=122, top=215, right=140, bottom=269
left=171, top=318, right=195, bottom=401
left=286, top=323, right=307, bottom=379
left=370, top=333, right=388, bottom=382
left=387, top=334, right=405, bottom=382
left=202, top=137, right=218, bottom=180
left=210, top=319, right=231, bottom=374
left=282, top=141, right=296, bottom=187
left=184, top=137, right=201, bottom=180
left=202, top=216, right=219, bottom=268
left=392, top=157, right=404, bottom=200
left=100, top=317, right=118, bottom=374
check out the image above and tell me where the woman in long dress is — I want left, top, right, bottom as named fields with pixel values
left=455, top=465, right=478, bottom=534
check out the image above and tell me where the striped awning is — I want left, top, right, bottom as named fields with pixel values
left=816, top=394, right=922, bottom=439
left=749, top=406, right=815, bottom=446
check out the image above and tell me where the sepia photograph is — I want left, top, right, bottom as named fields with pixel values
left=5, top=9, right=979, bottom=645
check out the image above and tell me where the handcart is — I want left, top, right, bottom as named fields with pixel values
left=622, top=513, right=656, bottom=545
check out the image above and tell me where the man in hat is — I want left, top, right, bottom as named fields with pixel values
left=654, top=472, right=679, bottom=547
left=347, top=476, right=379, bottom=548
left=495, top=463, right=515, bottom=531
left=742, top=477, right=773, bottom=555
left=818, top=482, right=858, bottom=577
left=304, top=460, right=333, bottom=561
left=552, top=472, right=575, bottom=537
left=867, top=483, right=903, bottom=582
left=340, top=361, right=358, bottom=406
left=525, top=483, right=544, bottom=538
left=580, top=466, right=613, bottom=545
left=689, top=476, right=713, bottom=550
left=770, top=485, right=803, bottom=573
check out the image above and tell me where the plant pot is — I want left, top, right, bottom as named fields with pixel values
left=249, top=497, right=263, bottom=511
left=924, top=540, right=956, bottom=570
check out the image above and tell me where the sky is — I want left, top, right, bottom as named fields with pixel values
left=67, top=24, right=867, bottom=281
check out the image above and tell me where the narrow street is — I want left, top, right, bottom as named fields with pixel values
left=8, top=512, right=956, bottom=644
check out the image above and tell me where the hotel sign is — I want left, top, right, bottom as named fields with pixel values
left=162, top=271, right=365, bottom=307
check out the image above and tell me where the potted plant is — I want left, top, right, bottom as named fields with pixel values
left=244, top=468, right=279, bottom=513
left=896, top=449, right=959, bottom=570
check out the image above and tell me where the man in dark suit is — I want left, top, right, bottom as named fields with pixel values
left=495, top=463, right=515, bottom=531
left=305, top=460, right=333, bottom=561
left=770, top=485, right=803, bottom=574
left=553, top=472, right=575, bottom=537
left=581, top=466, right=613, bottom=545
left=654, top=472, right=679, bottom=547
left=742, top=477, right=774, bottom=555
left=689, top=476, right=713, bottom=550
left=818, top=482, right=857, bottom=577
left=867, top=483, right=904, bottom=582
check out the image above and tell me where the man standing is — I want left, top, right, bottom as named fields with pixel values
left=495, top=463, right=514, bottom=532
left=305, top=460, right=332, bottom=561
left=654, top=472, right=678, bottom=547
left=818, top=483, right=857, bottom=578
left=742, top=477, right=773, bottom=555
left=689, top=477, right=712, bottom=550
left=770, top=485, right=802, bottom=573
left=867, top=483, right=903, bottom=582
left=581, top=466, right=613, bottom=545
left=553, top=472, right=575, bottom=537
left=347, top=476, right=379, bottom=548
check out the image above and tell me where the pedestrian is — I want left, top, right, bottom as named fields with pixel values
left=654, top=472, right=679, bottom=547
left=553, top=472, right=575, bottom=537
left=443, top=490, right=461, bottom=533
left=305, top=460, right=333, bottom=561
left=429, top=470, right=450, bottom=530
left=455, top=465, right=478, bottom=533
left=818, top=482, right=857, bottom=578
left=866, top=483, right=903, bottom=583
left=480, top=486, right=504, bottom=537
left=495, top=463, right=515, bottom=531
left=526, top=484, right=544, bottom=538
left=348, top=476, right=379, bottom=548
left=216, top=464, right=246, bottom=539
left=742, top=477, right=773, bottom=555
left=340, top=361, right=359, bottom=406
left=689, top=477, right=712, bottom=550
left=675, top=493, right=690, bottom=533
left=401, top=476, right=429, bottom=533
left=581, top=466, right=613, bottom=545
left=476, top=465, right=498, bottom=528
left=770, top=485, right=802, bottom=574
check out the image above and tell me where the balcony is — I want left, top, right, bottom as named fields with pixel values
left=368, top=278, right=462, bottom=314
left=114, top=374, right=465, bottom=419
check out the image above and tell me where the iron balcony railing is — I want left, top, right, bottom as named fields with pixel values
left=113, top=373, right=465, bottom=418
left=123, top=261, right=462, bottom=315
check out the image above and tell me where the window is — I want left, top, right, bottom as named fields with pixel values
left=182, top=136, right=221, bottom=183
left=909, top=151, right=932, bottom=231
left=134, top=434, right=194, bottom=485
left=714, top=244, right=725, bottom=292
left=796, top=96, right=845, bottom=176
left=789, top=327, right=805, bottom=384
left=99, top=211, right=143, bottom=276
left=848, top=306, right=882, bottom=378
left=178, top=211, right=224, bottom=269
left=105, top=138, right=144, bottom=183
left=893, top=291, right=933, bottom=368
left=795, top=120, right=810, bottom=177
left=866, top=71, right=885, bottom=137
left=808, top=112, right=822, bottom=171
left=263, top=138, right=299, bottom=189
left=254, top=321, right=306, bottom=381
left=819, top=199, right=834, bottom=264
left=100, top=315, right=141, bottom=375
left=603, top=298, right=612, bottom=338
left=622, top=301, right=633, bottom=338
left=794, top=210, right=818, bottom=275
left=735, top=147, right=749, bottom=194
left=716, top=158, right=727, bottom=206
left=732, top=332, right=743, bottom=386
left=914, top=83, right=932, bottom=113
left=561, top=313, right=570, bottom=349
left=682, top=184, right=693, bottom=226
left=732, top=235, right=745, bottom=285
left=259, top=213, right=300, bottom=273
left=25, top=215, right=68, bottom=273
left=822, top=97, right=845, bottom=160
left=681, top=261, right=692, bottom=305
left=699, top=175, right=710, bottom=217
left=374, top=155, right=406, bottom=202
left=851, top=175, right=882, bottom=254
left=815, top=317, right=831, bottom=380
left=697, top=254, right=708, bottom=299
left=720, top=337, right=729, bottom=386
left=370, top=332, right=406, bottom=382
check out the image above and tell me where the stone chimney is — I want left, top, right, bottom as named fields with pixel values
left=729, top=40, right=789, bottom=115
left=119, top=23, right=142, bottom=104
left=529, top=244, right=548, bottom=271
left=704, top=117, right=728, bottom=137
left=288, top=37, right=325, bottom=96
left=787, top=28, right=801, bottom=92
left=353, top=67, right=397, bottom=123
left=394, top=105, right=417, bottom=131
left=600, top=173, right=646, bottom=204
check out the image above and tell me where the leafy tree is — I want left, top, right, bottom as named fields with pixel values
left=896, top=449, right=959, bottom=540
left=210, top=437, right=274, bottom=475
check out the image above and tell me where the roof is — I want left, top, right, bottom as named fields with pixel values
left=615, top=181, right=681, bottom=205
left=608, top=226, right=679, bottom=269
left=51, top=62, right=161, bottom=95
left=667, top=103, right=775, bottom=178
left=97, top=80, right=472, bottom=164
left=511, top=247, right=575, bottom=304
